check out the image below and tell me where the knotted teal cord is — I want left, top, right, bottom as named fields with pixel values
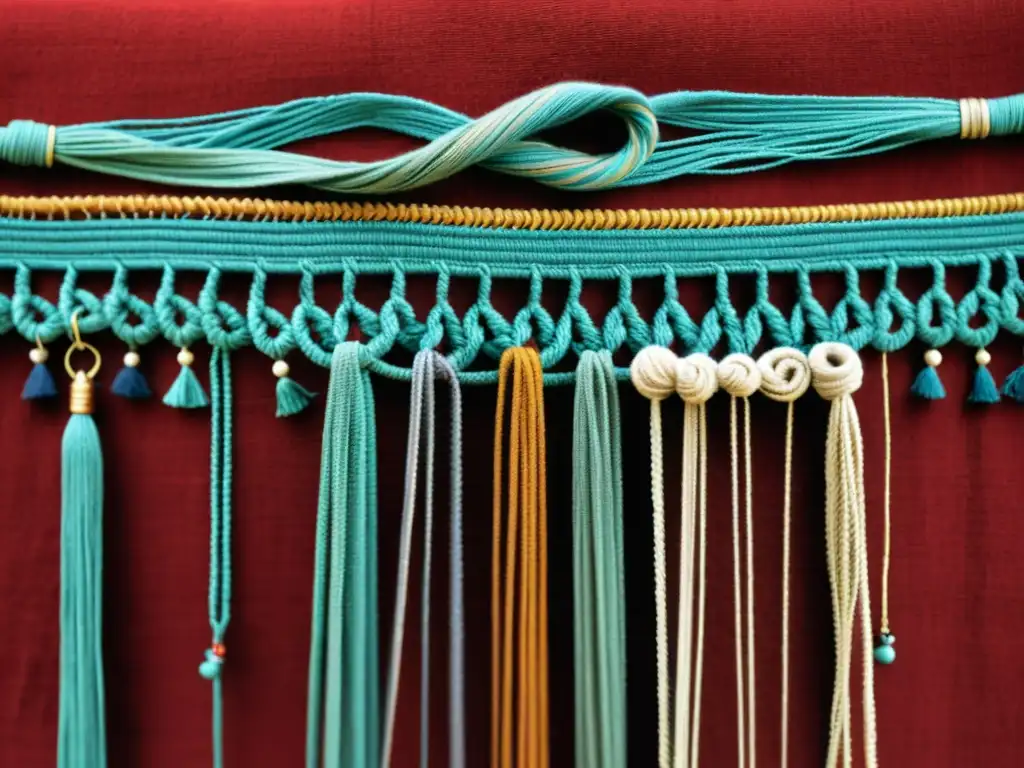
left=2, top=83, right=1021, bottom=192
left=306, top=342, right=379, bottom=768
left=382, top=349, right=465, bottom=768
left=204, top=346, right=233, bottom=768
left=572, top=351, right=627, bottom=768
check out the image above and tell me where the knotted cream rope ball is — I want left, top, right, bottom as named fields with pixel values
left=630, top=345, right=680, bottom=401
left=717, top=353, right=762, bottom=398
left=808, top=342, right=863, bottom=401
left=757, top=347, right=811, bottom=403
left=676, top=353, right=719, bottom=404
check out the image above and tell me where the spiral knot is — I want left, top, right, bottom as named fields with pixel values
left=0, top=120, right=52, bottom=167
left=675, top=353, right=718, bottom=404
left=757, top=347, right=811, bottom=402
left=809, top=342, right=862, bottom=400
left=717, top=353, right=761, bottom=397
left=630, top=345, right=678, bottom=401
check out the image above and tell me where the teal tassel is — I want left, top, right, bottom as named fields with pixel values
left=1001, top=364, right=1024, bottom=402
left=910, top=364, right=945, bottom=400
left=59, top=372, right=107, bottom=768
left=111, top=360, right=152, bottom=399
left=968, top=363, right=1000, bottom=404
left=275, top=376, right=316, bottom=417
left=163, top=350, right=209, bottom=408
left=22, top=361, right=58, bottom=399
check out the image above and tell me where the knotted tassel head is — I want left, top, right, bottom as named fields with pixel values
left=630, top=346, right=679, bottom=401
left=675, top=352, right=718, bottom=404
left=717, top=352, right=761, bottom=398
left=756, top=347, right=811, bottom=402
left=809, top=342, right=863, bottom=401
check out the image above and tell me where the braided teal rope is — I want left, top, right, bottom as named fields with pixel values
left=305, top=342, right=379, bottom=768
left=3, top=212, right=1024, bottom=384
left=572, top=350, right=627, bottom=768
left=1, top=84, right=1021, bottom=193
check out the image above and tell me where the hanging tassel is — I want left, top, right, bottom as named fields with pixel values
left=58, top=313, right=106, bottom=768
left=1001, top=353, right=1024, bottom=402
left=163, top=347, right=209, bottom=408
left=272, top=360, right=316, bottom=417
left=968, top=348, right=1000, bottom=404
left=110, top=349, right=152, bottom=399
left=909, top=349, right=945, bottom=400
left=492, top=347, right=549, bottom=768
left=22, top=338, right=58, bottom=399
left=572, top=350, right=627, bottom=768
left=305, top=343, right=380, bottom=768
left=808, top=342, right=878, bottom=768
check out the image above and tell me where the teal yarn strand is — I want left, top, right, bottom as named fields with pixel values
left=3, top=84, right=1021, bottom=193
left=59, top=408, right=107, bottom=768
left=306, top=342, right=379, bottom=768
left=571, top=350, right=627, bottom=768
left=198, top=348, right=233, bottom=768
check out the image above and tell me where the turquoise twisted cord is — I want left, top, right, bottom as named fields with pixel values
left=572, top=350, right=627, bottom=768
left=3, top=214, right=1024, bottom=383
left=2, top=84, right=1021, bottom=192
left=306, top=342, right=379, bottom=768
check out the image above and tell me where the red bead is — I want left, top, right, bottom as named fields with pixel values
left=212, top=643, right=227, bottom=658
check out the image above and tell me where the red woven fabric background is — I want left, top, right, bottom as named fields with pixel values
left=3, top=1, right=1024, bottom=766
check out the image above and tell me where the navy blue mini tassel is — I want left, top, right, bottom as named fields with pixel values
left=110, top=350, right=151, bottom=399
left=22, top=342, right=58, bottom=400
left=1001, top=362, right=1024, bottom=402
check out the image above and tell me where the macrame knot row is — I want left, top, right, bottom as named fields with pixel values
left=629, top=345, right=719, bottom=404
left=809, top=341, right=863, bottom=400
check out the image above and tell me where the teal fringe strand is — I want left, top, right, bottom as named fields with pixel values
left=969, top=365, right=1001, bottom=404
left=1001, top=365, right=1024, bottom=402
left=572, top=350, right=627, bottom=768
left=59, top=411, right=106, bottom=768
left=163, top=365, right=209, bottom=408
left=275, top=376, right=316, bottom=417
left=306, top=343, right=379, bottom=768
left=910, top=365, right=946, bottom=400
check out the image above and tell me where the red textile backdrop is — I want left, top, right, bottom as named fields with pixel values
left=3, top=1, right=1024, bottom=766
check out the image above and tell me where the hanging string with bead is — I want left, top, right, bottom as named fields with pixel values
left=755, top=347, right=811, bottom=768
left=874, top=354, right=896, bottom=665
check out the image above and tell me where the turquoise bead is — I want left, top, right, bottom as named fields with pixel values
left=198, top=652, right=222, bottom=680
left=873, top=644, right=896, bottom=664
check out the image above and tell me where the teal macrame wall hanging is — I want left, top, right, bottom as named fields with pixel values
left=3, top=82, right=1023, bottom=768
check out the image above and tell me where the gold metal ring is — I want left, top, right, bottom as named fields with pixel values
left=64, top=310, right=102, bottom=379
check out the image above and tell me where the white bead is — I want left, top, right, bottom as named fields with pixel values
left=29, top=347, right=48, bottom=365
left=923, top=348, right=942, bottom=367
left=975, top=348, right=992, bottom=366
left=123, top=351, right=141, bottom=368
left=272, top=360, right=290, bottom=378
left=177, top=348, right=195, bottom=367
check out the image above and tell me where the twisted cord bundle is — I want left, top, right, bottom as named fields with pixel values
left=2, top=83, right=1022, bottom=193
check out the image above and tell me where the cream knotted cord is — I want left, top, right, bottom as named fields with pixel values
left=756, top=347, right=812, bottom=768
left=809, top=342, right=878, bottom=768
left=718, top=353, right=761, bottom=768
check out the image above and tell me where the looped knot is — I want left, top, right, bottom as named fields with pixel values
left=809, top=341, right=863, bottom=400
left=675, top=353, right=718, bottom=404
left=717, top=353, right=761, bottom=397
left=629, top=345, right=678, bottom=401
left=0, top=120, right=53, bottom=167
left=197, top=643, right=226, bottom=680
left=757, top=347, right=811, bottom=402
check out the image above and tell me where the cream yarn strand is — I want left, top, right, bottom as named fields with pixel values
left=674, top=353, right=718, bottom=768
left=757, top=347, right=811, bottom=768
left=809, top=342, right=878, bottom=768
left=718, top=354, right=761, bottom=768
left=631, top=347, right=678, bottom=768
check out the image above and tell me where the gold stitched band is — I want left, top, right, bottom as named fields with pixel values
left=1, top=192, right=1023, bottom=230
left=959, top=97, right=991, bottom=139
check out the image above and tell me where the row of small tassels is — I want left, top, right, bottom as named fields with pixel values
left=21, top=343, right=316, bottom=416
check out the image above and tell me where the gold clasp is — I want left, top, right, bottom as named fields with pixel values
left=63, top=310, right=102, bottom=380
